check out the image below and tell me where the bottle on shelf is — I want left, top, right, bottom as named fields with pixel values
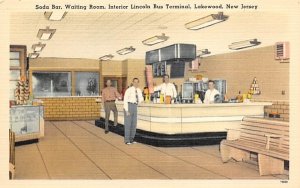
left=159, top=93, right=164, bottom=104
left=247, top=90, right=252, bottom=99
left=236, top=91, right=243, bottom=103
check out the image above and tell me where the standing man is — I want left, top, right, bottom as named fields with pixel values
left=154, top=74, right=177, bottom=102
left=123, top=78, right=144, bottom=145
left=204, top=80, right=220, bottom=104
left=102, top=80, right=121, bottom=134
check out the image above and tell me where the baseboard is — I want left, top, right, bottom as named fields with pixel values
left=15, top=139, right=39, bottom=146
left=95, top=118, right=226, bottom=147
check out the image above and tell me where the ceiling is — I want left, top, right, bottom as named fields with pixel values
left=10, top=11, right=291, bottom=60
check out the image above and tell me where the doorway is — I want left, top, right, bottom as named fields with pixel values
left=103, top=76, right=127, bottom=97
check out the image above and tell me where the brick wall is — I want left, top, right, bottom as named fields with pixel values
left=252, top=99, right=289, bottom=122
left=34, top=97, right=101, bottom=121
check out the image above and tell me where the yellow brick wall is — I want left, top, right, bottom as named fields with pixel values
left=251, top=99, right=289, bottom=122
left=34, top=97, right=101, bottom=121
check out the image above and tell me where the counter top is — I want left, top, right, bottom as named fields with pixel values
left=114, top=101, right=272, bottom=108
left=36, top=96, right=101, bottom=98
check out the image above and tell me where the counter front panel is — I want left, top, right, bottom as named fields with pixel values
left=101, top=102, right=271, bottom=134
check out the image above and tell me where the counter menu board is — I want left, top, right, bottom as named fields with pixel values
left=152, top=61, right=166, bottom=77
left=170, top=62, right=185, bottom=78
left=10, top=105, right=43, bottom=136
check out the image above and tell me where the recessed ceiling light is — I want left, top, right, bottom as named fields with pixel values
left=32, top=42, right=46, bottom=52
left=116, top=46, right=136, bottom=55
left=44, top=11, right=67, bottom=21
left=37, top=26, right=56, bottom=40
left=142, top=33, right=169, bottom=46
left=228, top=39, right=261, bottom=50
left=185, top=12, right=229, bottom=30
left=29, top=52, right=39, bottom=59
left=99, top=54, right=114, bottom=61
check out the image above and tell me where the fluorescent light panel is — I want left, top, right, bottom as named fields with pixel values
left=44, top=11, right=67, bottom=21
left=32, top=42, right=46, bottom=52
left=142, top=33, right=169, bottom=46
left=197, top=49, right=211, bottom=56
left=117, top=46, right=136, bottom=55
left=185, top=12, right=229, bottom=30
left=228, top=39, right=261, bottom=50
left=29, top=53, right=39, bottom=59
left=37, top=26, right=56, bottom=40
left=99, top=54, right=114, bottom=61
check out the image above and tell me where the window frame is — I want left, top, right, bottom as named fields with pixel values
left=30, top=70, right=101, bottom=97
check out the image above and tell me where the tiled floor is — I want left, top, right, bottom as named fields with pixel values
left=14, top=121, right=289, bottom=179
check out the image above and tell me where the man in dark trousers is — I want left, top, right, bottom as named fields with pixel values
left=102, top=80, right=121, bottom=134
left=123, top=78, right=144, bottom=145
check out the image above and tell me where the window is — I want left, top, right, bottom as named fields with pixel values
left=75, top=72, right=99, bottom=96
left=10, top=60, right=21, bottom=67
left=10, top=52, right=20, bottom=59
left=32, top=72, right=72, bottom=97
left=10, top=70, right=20, bottom=80
left=10, top=49, right=23, bottom=100
left=10, top=52, right=20, bottom=67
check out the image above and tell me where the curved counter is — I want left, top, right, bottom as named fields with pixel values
left=96, top=101, right=272, bottom=146
left=101, top=102, right=271, bottom=134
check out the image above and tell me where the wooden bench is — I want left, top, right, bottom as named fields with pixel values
left=9, top=129, right=16, bottom=179
left=220, top=117, right=289, bottom=176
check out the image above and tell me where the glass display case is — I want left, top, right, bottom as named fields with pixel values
left=10, top=105, right=44, bottom=142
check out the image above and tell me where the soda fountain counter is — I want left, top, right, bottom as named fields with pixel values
left=95, top=101, right=272, bottom=146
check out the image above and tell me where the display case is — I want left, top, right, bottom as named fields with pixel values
left=10, top=105, right=44, bottom=142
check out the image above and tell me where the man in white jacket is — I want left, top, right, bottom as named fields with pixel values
left=123, top=78, right=144, bottom=145
left=204, top=80, right=220, bottom=104
left=154, top=74, right=177, bottom=100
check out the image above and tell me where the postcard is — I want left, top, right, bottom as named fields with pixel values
left=0, top=0, right=300, bottom=188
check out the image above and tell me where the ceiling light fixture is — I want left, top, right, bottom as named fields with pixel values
left=99, top=54, right=114, bottom=61
left=197, top=49, right=211, bottom=57
left=142, top=33, right=169, bottom=46
left=116, top=46, right=136, bottom=55
left=228, top=39, right=261, bottom=50
left=44, top=11, right=67, bottom=21
left=32, top=42, right=46, bottom=52
left=185, top=12, right=229, bottom=30
left=29, top=52, right=39, bottom=59
left=37, top=26, right=56, bottom=40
